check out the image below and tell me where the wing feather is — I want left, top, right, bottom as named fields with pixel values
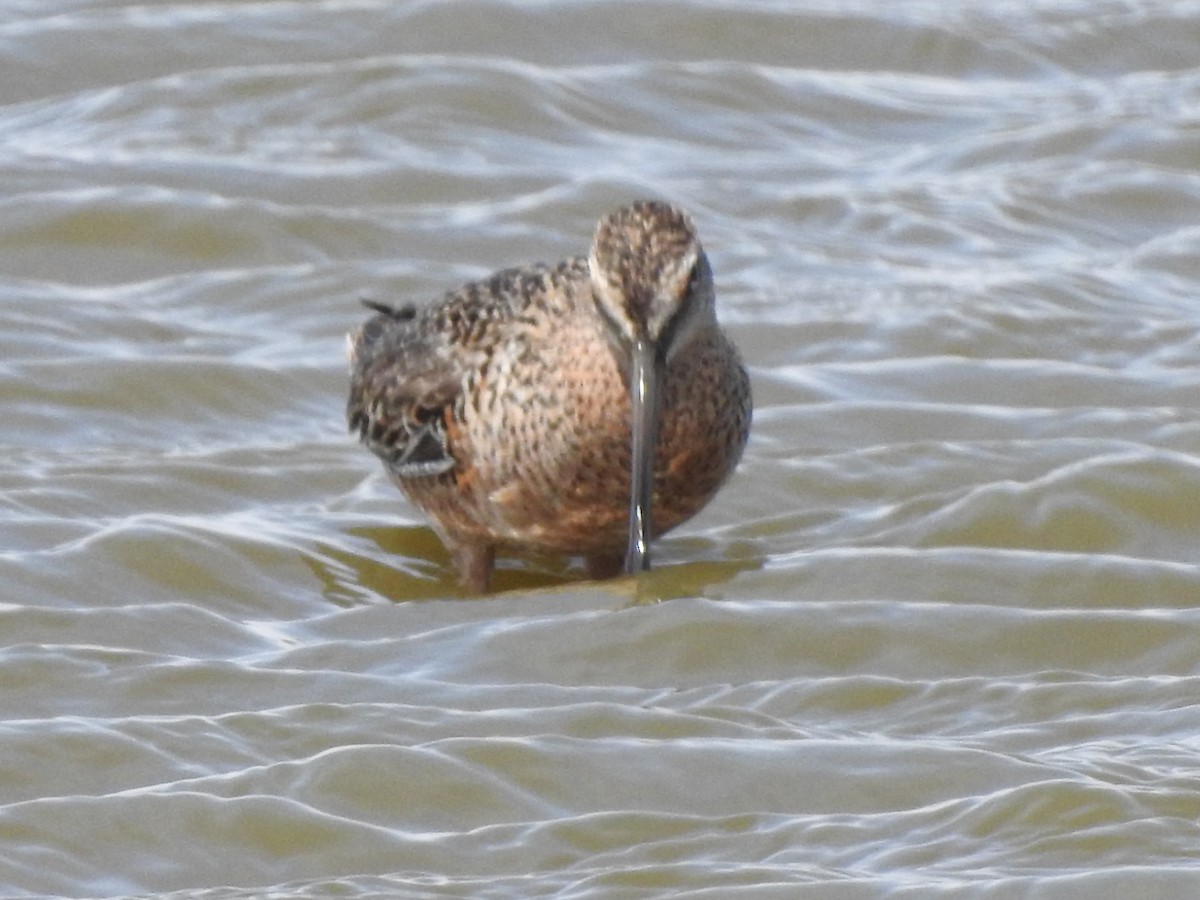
left=347, top=301, right=463, bottom=479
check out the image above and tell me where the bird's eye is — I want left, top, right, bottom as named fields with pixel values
left=686, top=258, right=708, bottom=295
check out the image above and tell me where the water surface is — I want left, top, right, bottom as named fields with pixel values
left=3, top=0, right=1200, bottom=897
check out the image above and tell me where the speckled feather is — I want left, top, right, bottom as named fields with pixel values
left=347, top=201, right=751, bottom=591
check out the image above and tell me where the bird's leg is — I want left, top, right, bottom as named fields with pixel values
left=451, top=542, right=495, bottom=594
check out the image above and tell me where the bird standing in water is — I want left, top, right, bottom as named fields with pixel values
left=347, top=200, right=751, bottom=592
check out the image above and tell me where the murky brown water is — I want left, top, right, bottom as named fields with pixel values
left=4, top=1, right=1200, bottom=897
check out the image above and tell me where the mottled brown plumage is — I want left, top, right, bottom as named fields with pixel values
left=347, top=200, right=751, bottom=592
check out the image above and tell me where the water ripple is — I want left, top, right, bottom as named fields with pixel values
left=3, top=0, right=1200, bottom=896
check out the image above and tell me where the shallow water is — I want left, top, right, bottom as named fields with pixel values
left=4, top=0, right=1200, bottom=897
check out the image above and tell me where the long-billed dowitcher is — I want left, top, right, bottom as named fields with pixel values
left=347, top=200, right=751, bottom=592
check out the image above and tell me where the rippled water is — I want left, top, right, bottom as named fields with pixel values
left=4, top=1, right=1200, bottom=897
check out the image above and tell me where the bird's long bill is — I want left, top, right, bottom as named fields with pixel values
left=625, top=336, right=661, bottom=575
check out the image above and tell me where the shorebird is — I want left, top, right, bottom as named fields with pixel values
left=347, top=200, right=751, bottom=592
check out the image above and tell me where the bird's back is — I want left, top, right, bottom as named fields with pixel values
left=347, top=257, right=592, bottom=484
